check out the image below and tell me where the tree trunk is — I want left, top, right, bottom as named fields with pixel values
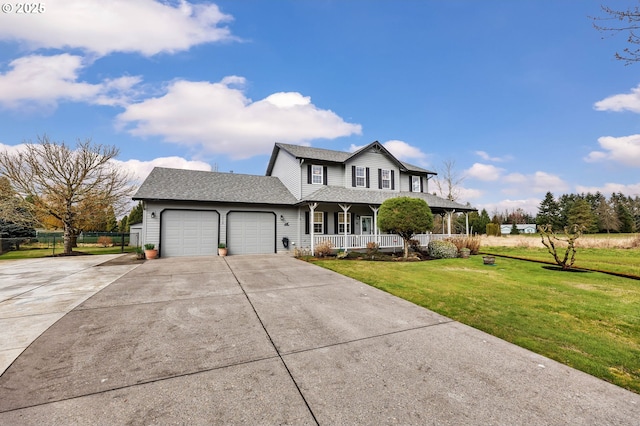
left=403, top=239, right=409, bottom=259
left=63, top=223, right=73, bottom=255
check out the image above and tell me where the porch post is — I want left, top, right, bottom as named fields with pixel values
left=369, top=205, right=379, bottom=245
left=309, top=202, right=318, bottom=256
left=447, top=210, right=455, bottom=236
left=338, top=204, right=351, bottom=252
left=465, top=212, right=469, bottom=235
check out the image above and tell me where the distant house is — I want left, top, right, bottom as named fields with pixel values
left=500, top=224, right=537, bottom=234
left=133, top=141, right=476, bottom=257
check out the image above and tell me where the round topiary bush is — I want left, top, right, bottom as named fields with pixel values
left=427, top=240, right=458, bottom=259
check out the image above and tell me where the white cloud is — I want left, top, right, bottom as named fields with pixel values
left=465, top=163, right=504, bottom=181
left=0, top=54, right=141, bottom=110
left=594, top=85, right=640, bottom=113
left=477, top=198, right=541, bottom=216
left=112, top=156, right=212, bottom=183
left=575, top=182, right=640, bottom=197
left=383, top=140, right=429, bottom=164
left=584, top=135, right=640, bottom=167
left=116, top=76, right=362, bottom=159
left=475, top=150, right=512, bottom=162
left=0, top=0, right=235, bottom=56
left=503, top=171, right=568, bottom=194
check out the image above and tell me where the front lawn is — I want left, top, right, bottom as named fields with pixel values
left=0, top=245, right=135, bottom=260
left=482, top=246, right=640, bottom=277
left=312, top=256, right=640, bottom=394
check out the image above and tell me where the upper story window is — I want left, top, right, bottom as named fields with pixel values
left=312, top=165, right=323, bottom=184
left=412, top=176, right=421, bottom=192
left=355, top=166, right=366, bottom=187
left=381, top=169, right=391, bottom=189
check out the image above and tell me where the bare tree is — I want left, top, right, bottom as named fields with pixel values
left=433, top=159, right=465, bottom=202
left=0, top=177, right=37, bottom=228
left=0, top=136, right=134, bottom=255
left=538, top=224, right=583, bottom=270
left=593, top=4, right=640, bottom=64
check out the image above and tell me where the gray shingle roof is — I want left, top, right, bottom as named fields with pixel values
left=276, top=143, right=351, bottom=163
left=299, top=186, right=475, bottom=212
left=269, top=142, right=436, bottom=175
left=133, top=167, right=299, bottom=205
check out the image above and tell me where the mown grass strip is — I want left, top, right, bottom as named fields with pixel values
left=312, top=256, right=640, bottom=394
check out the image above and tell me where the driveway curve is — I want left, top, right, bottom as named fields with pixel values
left=0, top=254, right=638, bottom=425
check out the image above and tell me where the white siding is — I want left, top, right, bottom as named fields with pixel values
left=345, top=149, right=399, bottom=191
left=142, top=202, right=298, bottom=255
left=301, top=163, right=343, bottom=197
left=270, top=149, right=301, bottom=199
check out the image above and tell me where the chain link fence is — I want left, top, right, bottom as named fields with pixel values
left=1, top=231, right=135, bottom=255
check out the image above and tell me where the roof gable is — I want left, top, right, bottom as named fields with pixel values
left=266, top=142, right=436, bottom=175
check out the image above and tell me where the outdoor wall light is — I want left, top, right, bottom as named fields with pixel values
left=280, top=215, right=285, bottom=221
left=151, top=211, right=156, bottom=218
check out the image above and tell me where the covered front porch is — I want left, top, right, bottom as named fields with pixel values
left=312, top=232, right=447, bottom=251
left=305, top=201, right=469, bottom=255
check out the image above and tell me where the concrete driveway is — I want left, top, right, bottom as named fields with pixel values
left=0, top=254, right=638, bottom=425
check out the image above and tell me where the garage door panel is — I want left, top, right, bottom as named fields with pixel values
left=228, top=212, right=275, bottom=255
left=161, top=210, right=219, bottom=257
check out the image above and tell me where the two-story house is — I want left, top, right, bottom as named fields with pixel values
left=133, top=141, right=476, bottom=257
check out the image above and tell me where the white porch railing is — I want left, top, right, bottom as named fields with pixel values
left=313, top=233, right=447, bottom=250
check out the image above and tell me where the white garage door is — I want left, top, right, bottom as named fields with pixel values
left=227, top=212, right=275, bottom=255
left=161, top=210, right=219, bottom=257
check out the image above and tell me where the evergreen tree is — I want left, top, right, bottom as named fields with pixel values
left=105, top=206, right=118, bottom=232
left=127, top=201, right=144, bottom=227
left=536, top=192, right=560, bottom=230
left=567, top=198, right=598, bottom=233
left=616, top=203, right=635, bottom=233
left=510, top=223, right=520, bottom=235
left=118, top=216, right=129, bottom=233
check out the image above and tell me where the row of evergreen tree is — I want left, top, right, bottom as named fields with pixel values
left=459, top=191, right=639, bottom=234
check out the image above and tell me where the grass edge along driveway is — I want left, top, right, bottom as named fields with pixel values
left=312, top=256, right=640, bottom=394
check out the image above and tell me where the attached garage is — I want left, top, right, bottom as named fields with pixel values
left=227, top=211, right=276, bottom=255
left=161, top=210, right=219, bottom=257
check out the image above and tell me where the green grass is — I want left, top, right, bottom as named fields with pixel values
left=0, top=245, right=135, bottom=260
left=312, top=256, right=640, bottom=394
left=482, top=246, right=640, bottom=277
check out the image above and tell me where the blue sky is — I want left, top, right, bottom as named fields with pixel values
left=1, top=0, right=640, bottom=215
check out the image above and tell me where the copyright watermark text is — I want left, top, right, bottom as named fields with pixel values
left=1, top=3, right=46, bottom=13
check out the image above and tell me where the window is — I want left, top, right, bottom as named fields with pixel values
left=313, top=211, right=324, bottom=233
left=412, top=176, right=421, bottom=192
left=312, top=165, right=323, bottom=184
left=338, top=212, right=351, bottom=234
left=355, top=166, right=366, bottom=187
left=381, top=169, right=391, bottom=189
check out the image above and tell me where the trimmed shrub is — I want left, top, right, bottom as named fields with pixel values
left=427, top=240, right=458, bottom=259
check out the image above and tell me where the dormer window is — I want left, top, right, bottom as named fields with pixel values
left=412, top=176, right=421, bottom=192
left=312, top=165, right=323, bottom=184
